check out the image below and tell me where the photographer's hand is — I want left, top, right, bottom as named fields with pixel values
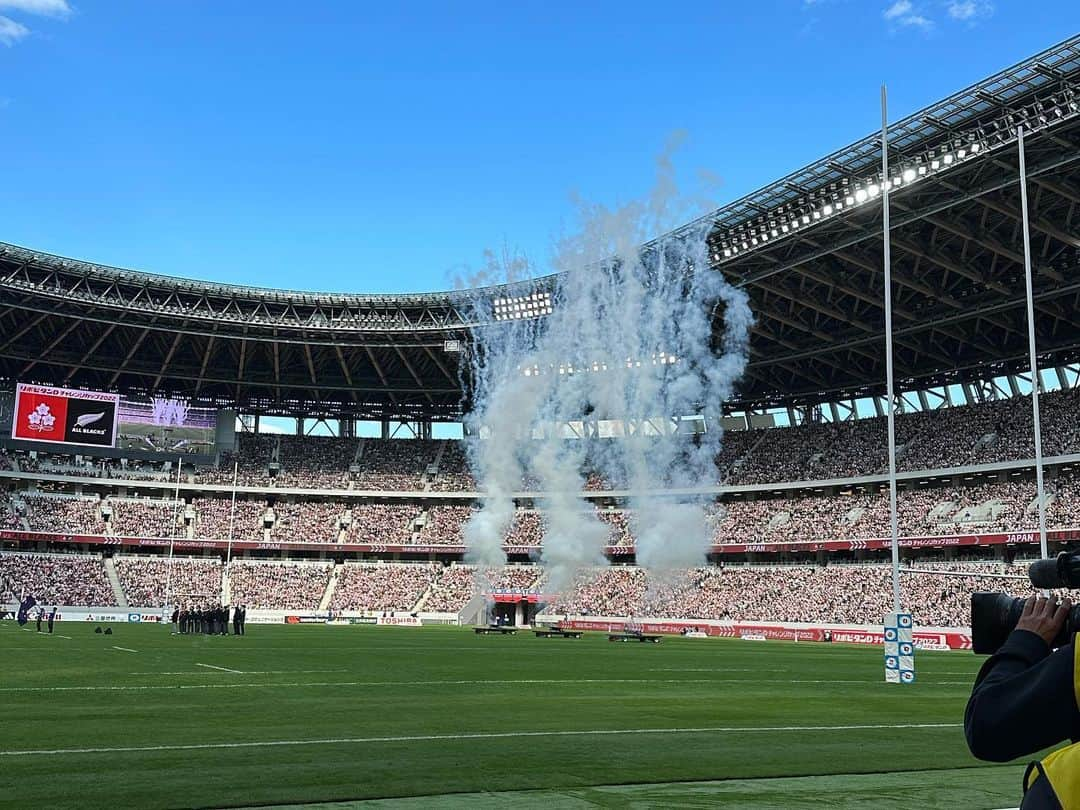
left=1015, top=594, right=1072, bottom=648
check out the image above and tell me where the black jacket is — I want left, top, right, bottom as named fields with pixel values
left=965, top=629, right=1080, bottom=762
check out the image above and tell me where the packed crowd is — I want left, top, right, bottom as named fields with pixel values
left=191, top=497, right=268, bottom=541
left=21, top=495, right=103, bottom=534
left=547, top=561, right=1044, bottom=627
left=0, top=552, right=116, bottom=606
left=6, top=468, right=1079, bottom=548
left=270, top=501, right=347, bottom=543
left=329, top=562, right=438, bottom=612
left=273, top=436, right=358, bottom=488
left=344, top=504, right=418, bottom=543
left=423, top=565, right=542, bottom=612
left=0, top=549, right=1063, bottom=627
left=227, top=560, right=333, bottom=610
left=106, top=498, right=179, bottom=538
left=113, top=556, right=222, bottom=605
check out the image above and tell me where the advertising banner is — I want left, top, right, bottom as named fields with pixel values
left=1, top=528, right=1077, bottom=559
left=558, top=617, right=973, bottom=649
left=12, top=383, right=120, bottom=448
left=376, top=616, right=422, bottom=627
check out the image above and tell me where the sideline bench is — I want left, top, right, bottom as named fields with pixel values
left=608, top=633, right=662, bottom=643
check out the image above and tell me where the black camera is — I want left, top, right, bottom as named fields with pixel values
left=971, top=550, right=1080, bottom=654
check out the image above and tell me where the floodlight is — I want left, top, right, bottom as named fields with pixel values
left=822, top=205, right=833, bottom=216
left=902, top=168, right=916, bottom=182
left=854, top=189, right=868, bottom=203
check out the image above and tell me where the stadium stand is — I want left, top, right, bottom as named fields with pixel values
left=191, top=498, right=267, bottom=541
left=0, top=552, right=116, bottom=606
left=329, top=562, right=438, bottom=612
left=0, top=546, right=1067, bottom=628
left=547, top=561, right=1048, bottom=627
left=227, top=560, right=333, bottom=610
left=343, top=504, right=418, bottom=544
left=423, top=565, right=543, bottom=612
left=114, top=556, right=222, bottom=605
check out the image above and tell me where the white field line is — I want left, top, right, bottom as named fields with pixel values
left=649, top=668, right=784, bottom=673
left=0, top=723, right=961, bottom=757
left=127, top=669, right=347, bottom=676
left=16, top=629, right=73, bottom=639
left=111, top=646, right=138, bottom=653
left=0, top=677, right=973, bottom=693
left=195, top=663, right=243, bottom=674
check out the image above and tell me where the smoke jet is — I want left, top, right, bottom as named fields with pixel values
left=461, top=146, right=753, bottom=595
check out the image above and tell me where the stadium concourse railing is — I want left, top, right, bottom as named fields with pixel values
left=2, top=527, right=1080, bottom=556
left=3, top=451, right=1080, bottom=556
left=3, top=452, right=1080, bottom=499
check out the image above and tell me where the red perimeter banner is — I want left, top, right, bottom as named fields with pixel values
left=0, top=528, right=1075, bottom=555
left=560, top=619, right=973, bottom=650
left=11, top=383, right=120, bottom=448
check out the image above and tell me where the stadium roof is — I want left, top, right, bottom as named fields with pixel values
left=1, top=36, right=1079, bottom=420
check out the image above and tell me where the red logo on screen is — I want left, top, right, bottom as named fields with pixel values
left=14, top=393, right=68, bottom=441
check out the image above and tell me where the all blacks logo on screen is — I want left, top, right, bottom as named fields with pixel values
left=64, top=398, right=118, bottom=446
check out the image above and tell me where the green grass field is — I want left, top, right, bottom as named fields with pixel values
left=0, top=622, right=1027, bottom=809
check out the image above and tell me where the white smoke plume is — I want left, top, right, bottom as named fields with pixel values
left=461, top=143, right=753, bottom=595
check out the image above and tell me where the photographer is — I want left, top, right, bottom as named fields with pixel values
left=966, top=595, right=1080, bottom=805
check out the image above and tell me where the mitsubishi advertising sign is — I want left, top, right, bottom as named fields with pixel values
left=11, top=383, right=120, bottom=448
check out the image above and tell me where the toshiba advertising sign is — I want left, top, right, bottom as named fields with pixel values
left=12, top=383, right=120, bottom=448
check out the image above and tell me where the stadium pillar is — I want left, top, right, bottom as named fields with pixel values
left=164, top=459, right=183, bottom=609
left=226, top=457, right=239, bottom=565
left=1017, top=126, right=1049, bottom=561
left=881, top=85, right=901, bottom=615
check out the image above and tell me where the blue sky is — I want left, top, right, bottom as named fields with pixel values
left=1, top=1, right=1077, bottom=295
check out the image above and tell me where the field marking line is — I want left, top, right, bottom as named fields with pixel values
left=195, top=663, right=244, bottom=674
left=111, top=646, right=138, bottom=653
left=126, top=669, right=347, bottom=676
left=649, top=668, right=783, bottom=673
left=55, top=634, right=73, bottom=639
left=0, top=722, right=962, bottom=757
left=0, top=676, right=973, bottom=693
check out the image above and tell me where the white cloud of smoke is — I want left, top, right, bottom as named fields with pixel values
left=461, top=143, right=753, bottom=595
